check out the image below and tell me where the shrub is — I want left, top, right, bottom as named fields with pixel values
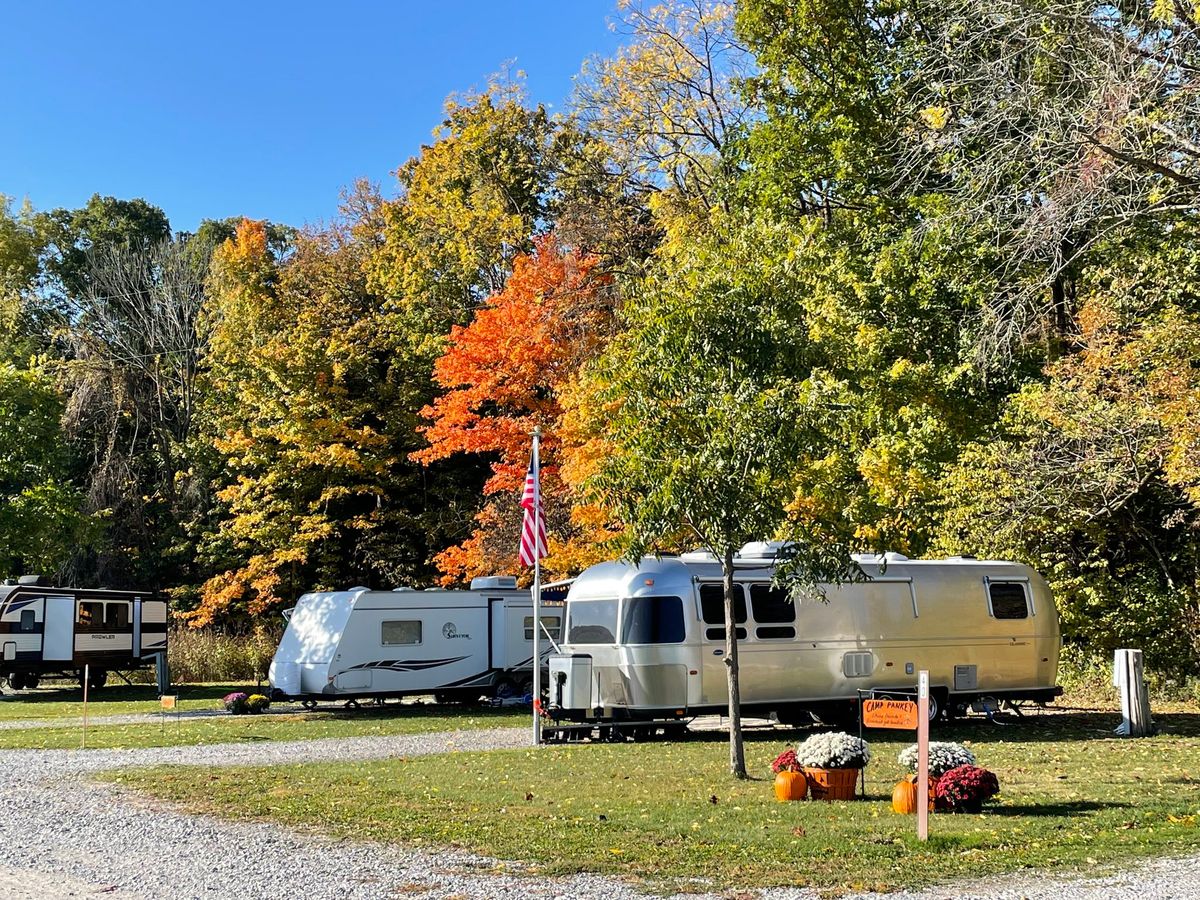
left=794, top=732, right=870, bottom=769
left=246, top=693, right=271, bottom=714
left=223, top=691, right=249, bottom=714
left=935, top=764, right=1000, bottom=809
left=770, top=748, right=802, bottom=774
left=898, top=741, right=976, bottom=777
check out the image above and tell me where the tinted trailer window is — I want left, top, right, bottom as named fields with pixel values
left=622, top=596, right=685, bottom=644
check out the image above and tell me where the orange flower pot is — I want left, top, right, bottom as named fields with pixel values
left=802, top=766, right=859, bottom=801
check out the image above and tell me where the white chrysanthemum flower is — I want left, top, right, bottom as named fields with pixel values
left=794, top=731, right=871, bottom=769
left=897, top=741, right=976, bottom=777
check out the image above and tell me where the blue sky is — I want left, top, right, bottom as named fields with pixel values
left=0, top=2, right=622, bottom=231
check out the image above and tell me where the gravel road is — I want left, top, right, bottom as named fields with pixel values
left=0, top=728, right=1195, bottom=900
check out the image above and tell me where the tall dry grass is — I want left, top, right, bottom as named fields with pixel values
left=166, top=627, right=281, bottom=684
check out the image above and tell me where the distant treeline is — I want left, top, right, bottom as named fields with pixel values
left=1, top=1, right=1197, bottom=674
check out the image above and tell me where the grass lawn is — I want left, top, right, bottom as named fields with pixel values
left=0, top=682, right=250, bottom=720
left=0, top=683, right=527, bottom=749
left=108, top=709, right=1200, bottom=895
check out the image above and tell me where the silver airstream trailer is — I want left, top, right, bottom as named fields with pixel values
left=547, top=544, right=1061, bottom=734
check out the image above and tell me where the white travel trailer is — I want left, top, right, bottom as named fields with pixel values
left=268, top=577, right=561, bottom=706
left=548, top=545, right=1062, bottom=736
left=0, top=578, right=168, bottom=691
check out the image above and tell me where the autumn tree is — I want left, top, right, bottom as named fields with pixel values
left=415, top=234, right=619, bottom=583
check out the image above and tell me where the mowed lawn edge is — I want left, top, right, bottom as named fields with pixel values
left=105, top=710, right=1200, bottom=895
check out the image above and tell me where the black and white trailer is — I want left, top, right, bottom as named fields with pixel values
left=0, top=578, right=168, bottom=691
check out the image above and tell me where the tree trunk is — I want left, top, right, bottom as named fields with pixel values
left=723, top=548, right=746, bottom=778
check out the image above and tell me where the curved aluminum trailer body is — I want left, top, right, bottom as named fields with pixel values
left=548, top=552, right=1061, bottom=724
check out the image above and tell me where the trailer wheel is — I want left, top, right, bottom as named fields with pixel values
left=81, top=669, right=108, bottom=690
left=25, top=674, right=38, bottom=690
left=7, top=673, right=26, bottom=691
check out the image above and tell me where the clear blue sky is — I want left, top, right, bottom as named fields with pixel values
left=0, top=2, right=622, bottom=232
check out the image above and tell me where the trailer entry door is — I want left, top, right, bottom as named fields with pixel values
left=43, top=596, right=75, bottom=661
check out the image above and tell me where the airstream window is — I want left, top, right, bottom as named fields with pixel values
left=381, top=620, right=422, bottom=645
left=988, top=583, right=1029, bottom=619
left=749, top=584, right=795, bottom=623
left=756, top=626, right=795, bottom=640
left=524, top=615, right=562, bottom=642
left=705, top=626, right=747, bottom=641
left=623, top=596, right=685, bottom=644
left=698, top=584, right=746, bottom=625
left=566, top=599, right=618, bottom=644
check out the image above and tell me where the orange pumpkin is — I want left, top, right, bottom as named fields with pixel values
left=892, top=775, right=935, bottom=813
left=892, top=778, right=918, bottom=813
left=774, top=770, right=808, bottom=802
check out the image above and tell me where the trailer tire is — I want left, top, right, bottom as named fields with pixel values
left=25, top=674, right=38, bottom=690
left=82, top=669, right=108, bottom=690
left=8, top=673, right=26, bottom=691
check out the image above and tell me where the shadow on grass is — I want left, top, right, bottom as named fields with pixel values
left=988, top=800, right=1129, bottom=816
left=1, top=683, right=252, bottom=706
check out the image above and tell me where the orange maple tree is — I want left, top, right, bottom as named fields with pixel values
left=415, top=233, right=620, bottom=582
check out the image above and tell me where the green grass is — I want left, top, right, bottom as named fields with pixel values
left=0, top=683, right=249, bottom=720
left=108, top=710, right=1200, bottom=895
left=0, top=706, right=528, bottom=749
left=0, top=683, right=527, bottom=749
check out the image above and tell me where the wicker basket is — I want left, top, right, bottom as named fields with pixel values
left=802, top=766, right=859, bottom=801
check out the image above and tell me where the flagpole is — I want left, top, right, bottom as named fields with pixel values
left=531, top=425, right=543, bottom=746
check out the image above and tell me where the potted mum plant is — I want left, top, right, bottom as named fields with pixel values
left=892, top=741, right=979, bottom=814
left=793, top=732, right=870, bottom=801
left=934, top=764, right=1000, bottom=813
left=769, top=748, right=808, bottom=801
left=222, top=692, right=249, bottom=715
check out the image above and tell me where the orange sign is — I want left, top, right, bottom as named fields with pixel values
left=160, top=694, right=177, bottom=710
left=861, top=698, right=918, bottom=730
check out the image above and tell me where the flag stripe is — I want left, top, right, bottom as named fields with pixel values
left=518, top=452, right=546, bottom=566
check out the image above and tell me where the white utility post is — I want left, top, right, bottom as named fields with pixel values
left=1113, top=648, right=1152, bottom=737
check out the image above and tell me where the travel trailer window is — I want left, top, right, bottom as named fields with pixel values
left=705, top=626, right=747, bottom=641
left=566, top=599, right=618, bottom=644
left=749, top=584, right=795, bottom=623
left=622, top=596, right=685, bottom=644
left=78, top=601, right=104, bottom=630
left=988, top=582, right=1029, bottom=619
left=19, top=610, right=35, bottom=632
left=524, top=615, right=562, bottom=641
left=756, top=625, right=795, bottom=640
left=698, top=584, right=746, bottom=625
left=381, top=620, right=422, bottom=645
left=105, top=602, right=130, bottom=629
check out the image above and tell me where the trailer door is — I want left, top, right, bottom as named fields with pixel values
left=43, top=596, right=75, bottom=661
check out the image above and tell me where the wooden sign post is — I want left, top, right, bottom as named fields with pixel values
left=917, top=670, right=930, bottom=841
left=81, top=663, right=90, bottom=750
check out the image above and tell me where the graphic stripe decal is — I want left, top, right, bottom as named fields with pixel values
left=346, top=656, right=470, bottom=673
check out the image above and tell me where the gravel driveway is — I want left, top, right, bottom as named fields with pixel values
left=0, top=728, right=1196, bottom=900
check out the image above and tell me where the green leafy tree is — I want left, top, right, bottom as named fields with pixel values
left=586, top=212, right=860, bottom=777
left=0, top=365, right=95, bottom=577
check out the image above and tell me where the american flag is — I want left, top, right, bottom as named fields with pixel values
left=518, top=452, right=547, bottom=566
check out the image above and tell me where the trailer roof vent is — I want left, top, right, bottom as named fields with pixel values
left=851, top=552, right=883, bottom=563
left=883, top=552, right=910, bottom=562
left=470, top=575, right=518, bottom=590
left=391, top=585, right=413, bottom=592
left=680, top=549, right=717, bottom=562
left=17, top=574, right=45, bottom=585
left=738, top=541, right=790, bottom=559
left=946, top=554, right=977, bottom=560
